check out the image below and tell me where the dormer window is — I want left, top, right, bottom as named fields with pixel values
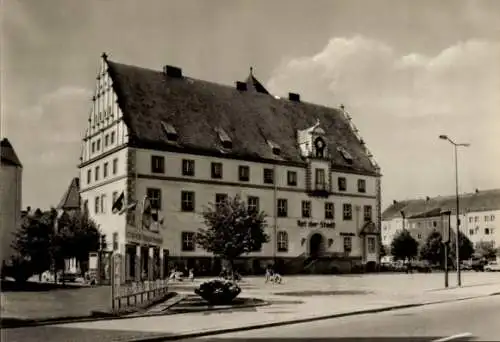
left=337, top=146, right=353, bottom=164
left=268, top=140, right=281, bottom=156
left=161, top=121, right=178, bottom=141
left=215, top=127, right=232, bottom=149
left=314, top=136, right=326, bottom=158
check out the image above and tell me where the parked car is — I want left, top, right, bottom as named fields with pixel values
left=471, top=259, right=487, bottom=272
left=484, top=261, right=500, bottom=272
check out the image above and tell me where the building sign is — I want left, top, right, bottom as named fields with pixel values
left=126, top=228, right=163, bottom=245
left=297, top=220, right=335, bottom=229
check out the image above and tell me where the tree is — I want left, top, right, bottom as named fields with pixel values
left=449, top=230, right=474, bottom=263
left=11, top=209, right=57, bottom=282
left=474, top=241, right=498, bottom=261
left=419, top=230, right=445, bottom=266
left=379, top=242, right=388, bottom=258
left=390, top=230, right=419, bottom=262
left=196, top=195, right=269, bottom=277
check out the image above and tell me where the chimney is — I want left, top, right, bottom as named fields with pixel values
left=426, top=196, right=430, bottom=201
left=26, top=206, right=31, bottom=213
left=288, top=92, right=300, bottom=102
left=475, top=189, right=479, bottom=194
left=236, top=81, right=247, bottom=91
left=163, top=65, right=183, bottom=78
left=393, top=200, right=397, bottom=205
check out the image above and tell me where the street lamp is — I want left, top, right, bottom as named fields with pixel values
left=441, top=210, right=451, bottom=288
left=439, top=134, right=470, bottom=287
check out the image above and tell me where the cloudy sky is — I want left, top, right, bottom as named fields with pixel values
left=2, top=0, right=500, bottom=211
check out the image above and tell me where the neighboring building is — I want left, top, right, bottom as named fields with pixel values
left=78, top=53, right=382, bottom=281
left=0, top=138, right=23, bottom=267
left=382, top=189, right=500, bottom=250
left=57, top=177, right=82, bottom=273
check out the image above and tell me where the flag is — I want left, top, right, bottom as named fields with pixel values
left=142, top=196, right=152, bottom=229
left=112, top=192, right=125, bottom=214
left=118, top=201, right=137, bottom=215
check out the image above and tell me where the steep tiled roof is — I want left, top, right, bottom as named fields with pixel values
left=106, top=59, right=379, bottom=176
left=383, top=189, right=500, bottom=220
left=58, top=177, right=81, bottom=210
left=1, top=138, right=22, bottom=167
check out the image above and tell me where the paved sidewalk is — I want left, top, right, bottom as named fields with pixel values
left=48, top=280, right=500, bottom=339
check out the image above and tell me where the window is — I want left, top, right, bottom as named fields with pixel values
left=343, top=236, right=352, bottom=253
left=367, top=237, right=376, bottom=253
left=182, top=159, right=195, bottom=176
left=147, top=188, right=162, bottom=210
left=110, top=131, right=115, bottom=144
left=287, top=171, right=297, bottom=186
left=181, top=191, right=195, bottom=212
left=277, top=231, right=289, bottom=252
left=277, top=199, right=288, bottom=217
left=112, top=191, right=118, bottom=205
left=215, top=193, right=228, bottom=208
left=475, top=216, right=479, bottom=222
left=100, top=194, right=107, bottom=213
left=338, top=147, right=353, bottom=163
left=211, top=162, right=223, bottom=179
left=485, top=228, right=490, bottom=235
left=151, top=155, right=165, bottom=174
left=469, top=217, right=473, bottom=223
left=325, top=202, right=334, bottom=219
left=485, top=215, right=489, bottom=222
left=181, top=232, right=195, bottom=251
left=91, top=141, right=96, bottom=153
left=433, top=221, right=437, bottom=227
left=343, top=203, right=352, bottom=220
left=239, top=166, right=250, bottom=181
left=491, top=215, right=495, bottom=221
left=95, top=166, right=100, bottom=181
left=338, top=177, right=347, bottom=191
left=82, top=200, right=89, bottom=213
left=358, top=179, right=366, bottom=193
left=216, top=127, right=233, bottom=149
left=104, top=134, right=109, bottom=147
left=112, top=232, right=118, bottom=251
left=302, top=201, right=312, bottom=218
left=161, top=121, right=178, bottom=141
left=94, top=196, right=100, bottom=214
left=417, top=233, right=422, bottom=239
left=315, top=169, right=326, bottom=190
left=469, top=229, right=474, bottom=235
left=103, top=162, right=108, bottom=178
left=87, top=169, right=91, bottom=184
left=96, top=139, right=101, bottom=151
left=263, top=168, right=274, bottom=184
left=363, top=205, right=372, bottom=222
left=248, top=196, right=259, bottom=212
left=112, top=158, right=118, bottom=175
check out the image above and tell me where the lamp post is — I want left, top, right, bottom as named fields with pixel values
left=441, top=210, right=451, bottom=288
left=439, top=134, right=470, bottom=287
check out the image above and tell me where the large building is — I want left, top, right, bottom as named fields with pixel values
left=78, top=53, right=382, bottom=281
left=382, top=189, right=500, bottom=249
left=0, top=138, right=23, bottom=267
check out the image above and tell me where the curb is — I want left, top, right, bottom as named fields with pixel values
left=0, top=297, right=269, bottom=329
left=126, top=291, right=500, bottom=342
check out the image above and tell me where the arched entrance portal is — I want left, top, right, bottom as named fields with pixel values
left=309, top=233, right=324, bottom=259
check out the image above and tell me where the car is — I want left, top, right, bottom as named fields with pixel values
left=484, top=262, right=500, bottom=272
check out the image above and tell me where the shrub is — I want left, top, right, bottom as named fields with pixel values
left=194, top=279, right=241, bottom=305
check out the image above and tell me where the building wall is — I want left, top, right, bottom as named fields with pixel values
left=0, top=163, right=22, bottom=264
left=463, top=210, right=499, bottom=247
left=381, top=218, right=404, bottom=247
left=135, top=148, right=378, bottom=260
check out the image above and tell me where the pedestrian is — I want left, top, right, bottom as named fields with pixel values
left=188, top=268, right=195, bottom=282
left=265, top=265, right=272, bottom=283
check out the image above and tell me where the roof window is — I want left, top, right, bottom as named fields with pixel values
left=268, top=140, right=281, bottom=156
left=337, top=146, right=353, bottom=164
left=216, top=127, right=232, bottom=149
left=161, top=121, right=178, bottom=141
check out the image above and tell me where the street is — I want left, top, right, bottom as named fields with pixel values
left=198, top=295, right=500, bottom=341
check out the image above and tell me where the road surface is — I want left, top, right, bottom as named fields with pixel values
left=198, top=295, right=500, bottom=341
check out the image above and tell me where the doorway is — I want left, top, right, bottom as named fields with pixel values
left=309, top=233, right=324, bottom=259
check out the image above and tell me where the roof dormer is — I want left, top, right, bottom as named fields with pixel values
left=297, top=119, right=328, bottom=159
left=215, top=127, right=232, bottom=149
left=267, top=140, right=281, bottom=156
left=337, top=146, right=353, bottom=164
left=161, top=121, right=178, bottom=142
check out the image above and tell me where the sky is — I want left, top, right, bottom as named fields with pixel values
left=2, top=0, right=500, bottom=211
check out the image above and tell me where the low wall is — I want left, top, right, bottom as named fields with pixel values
left=112, top=279, right=169, bottom=313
